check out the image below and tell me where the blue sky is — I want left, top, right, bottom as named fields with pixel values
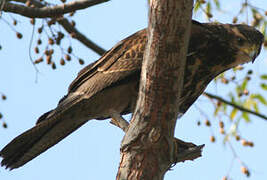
left=0, top=0, right=267, bottom=179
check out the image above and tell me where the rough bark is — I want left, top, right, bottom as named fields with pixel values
left=116, top=0, right=193, bottom=179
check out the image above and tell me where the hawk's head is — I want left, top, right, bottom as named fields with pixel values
left=180, top=22, right=264, bottom=113
left=191, top=22, right=264, bottom=73
left=224, top=24, right=263, bottom=66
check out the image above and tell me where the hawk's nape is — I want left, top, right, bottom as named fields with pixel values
left=0, top=20, right=263, bottom=170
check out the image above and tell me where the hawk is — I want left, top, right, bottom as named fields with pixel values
left=0, top=20, right=263, bottom=169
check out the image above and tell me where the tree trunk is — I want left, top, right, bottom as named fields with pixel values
left=116, top=0, right=193, bottom=179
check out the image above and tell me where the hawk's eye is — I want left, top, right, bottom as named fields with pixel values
left=237, top=37, right=245, bottom=45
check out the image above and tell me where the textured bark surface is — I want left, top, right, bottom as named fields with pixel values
left=116, top=0, right=193, bottom=179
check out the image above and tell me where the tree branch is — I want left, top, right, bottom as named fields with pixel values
left=116, top=0, right=194, bottom=179
left=3, top=0, right=109, bottom=18
left=6, top=0, right=106, bottom=56
left=204, top=92, right=267, bottom=121
left=58, top=18, right=106, bottom=55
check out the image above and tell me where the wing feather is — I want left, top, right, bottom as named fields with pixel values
left=68, top=29, right=147, bottom=94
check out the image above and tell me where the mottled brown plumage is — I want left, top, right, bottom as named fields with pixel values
left=0, top=20, right=263, bottom=169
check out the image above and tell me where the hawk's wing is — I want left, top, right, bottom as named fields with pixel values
left=67, top=29, right=147, bottom=98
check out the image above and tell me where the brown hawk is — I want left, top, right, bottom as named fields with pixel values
left=0, top=20, right=263, bottom=169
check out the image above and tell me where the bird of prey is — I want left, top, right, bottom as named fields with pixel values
left=0, top=20, right=263, bottom=170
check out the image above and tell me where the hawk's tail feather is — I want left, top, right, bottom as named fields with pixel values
left=0, top=110, right=88, bottom=170
left=0, top=112, right=58, bottom=169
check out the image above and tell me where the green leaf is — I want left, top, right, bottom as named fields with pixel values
left=230, top=93, right=235, bottom=103
left=260, top=22, right=267, bottom=36
left=260, top=74, right=267, bottom=80
left=213, top=0, right=220, bottom=10
left=242, top=112, right=250, bottom=122
left=223, top=103, right=227, bottom=113
left=235, top=79, right=248, bottom=95
left=260, top=83, right=267, bottom=90
left=194, top=0, right=201, bottom=13
left=214, top=105, right=220, bottom=116
left=244, top=99, right=252, bottom=109
left=206, top=2, right=211, bottom=15
left=241, top=79, right=248, bottom=91
left=230, top=108, right=238, bottom=120
left=251, top=94, right=267, bottom=105
left=253, top=103, right=259, bottom=113
left=251, top=8, right=258, bottom=16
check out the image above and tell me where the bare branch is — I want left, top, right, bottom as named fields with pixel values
left=204, top=92, right=267, bottom=121
left=3, top=0, right=109, bottom=18
left=6, top=0, right=106, bottom=55
left=58, top=18, right=106, bottom=55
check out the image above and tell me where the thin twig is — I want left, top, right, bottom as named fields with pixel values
left=28, top=22, right=39, bottom=82
left=204, top=92, right=267, bottom=121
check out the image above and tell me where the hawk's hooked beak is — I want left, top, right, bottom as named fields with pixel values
left=240, top=44, right=262, bottom=63
left=251, top=51, right=258, bottom=64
